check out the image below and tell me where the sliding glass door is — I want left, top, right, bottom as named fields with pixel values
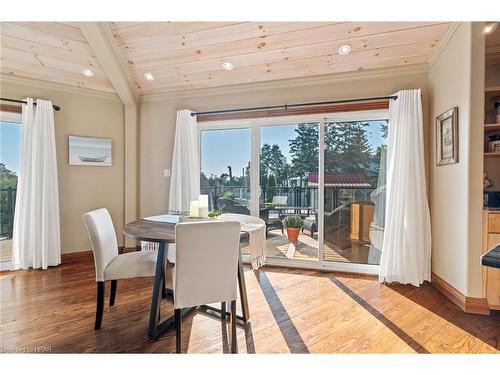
left=199, top=110, right=388, bottom=273
left=322, top=119, right=388, bottom=266
left=200, top=128, right=251, bottom=213
left=260, top=123, right=319, bottom=262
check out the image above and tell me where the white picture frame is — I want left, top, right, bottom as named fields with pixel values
left=69, top=135, right=112, bottom=166
left=436, top=107, right=459, bottom=166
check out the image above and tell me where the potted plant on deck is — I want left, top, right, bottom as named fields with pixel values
left=282, top=215, right=303, bottom=242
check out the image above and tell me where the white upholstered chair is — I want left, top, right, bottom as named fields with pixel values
left=83, top=208, right=158, bottom=330
left=173, top=221, right=241, bottom=353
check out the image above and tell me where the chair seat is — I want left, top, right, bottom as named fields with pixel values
left=104, top=250, right=157, bottom=281
left=304, top=216, right=316, bottom=223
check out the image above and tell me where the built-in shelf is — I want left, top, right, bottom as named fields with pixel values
left=484, top=152, right=500, bottom=158
left=485, top=86, right=500, bottom=94
left=485, top=123, right=500, bottom=131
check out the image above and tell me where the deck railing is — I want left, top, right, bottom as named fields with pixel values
left=200, top=185, right=378, bottom=213
left=0, top=187, right=17, bottom=238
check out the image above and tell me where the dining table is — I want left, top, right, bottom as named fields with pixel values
left=123, top=215, right=253, bottom=340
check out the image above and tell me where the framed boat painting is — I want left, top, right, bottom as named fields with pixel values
left=436, top=107, right=459, bottom=166
left=69, top=135, right=112, bottom=166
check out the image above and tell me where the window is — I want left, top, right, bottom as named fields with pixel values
left=260, top=123, right=319, bottom=262
left=200, top=128, right=251, bottom=213
left=323, top=120, right=388, bottom=265
left=0, top=114, right=22, bottom=265
left=199, top=109, right=388, bottom=273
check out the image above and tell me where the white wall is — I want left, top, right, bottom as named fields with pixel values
left=1, top=77, right=126, bottom=253
left=428, top=23, right=485, bottom=297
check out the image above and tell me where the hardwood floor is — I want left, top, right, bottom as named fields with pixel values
left=1, top=252, right=499, bottom=353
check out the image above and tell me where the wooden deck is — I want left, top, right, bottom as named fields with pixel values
left=242, top=229, right=381, bottom=265
left=1, top=252, right=498, bottom=353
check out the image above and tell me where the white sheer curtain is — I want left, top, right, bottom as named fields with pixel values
left=168, top=110, right=200, bottom=211
left=12, top=98, right=61, bottom=270
left=379, top=89, right=431, bottom=287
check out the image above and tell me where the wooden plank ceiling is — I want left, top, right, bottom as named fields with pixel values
left=1, top=22, right=453, bottom=96
left=0, top=22, right=115, bottom=93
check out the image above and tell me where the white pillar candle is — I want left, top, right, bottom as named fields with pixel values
left=198, top=194, right=209, bottom=218
left=198, top=194, right=208, bottom=208
left=189, top=200, right=199, bottom=217
left=199, top=206, right=208, bottom=218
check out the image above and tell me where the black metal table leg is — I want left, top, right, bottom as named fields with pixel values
left=147, top=238, right=250, bottom=340
left=237, top=246, right=250, bottom=322
left=148, top=242, right=193, bottom=339
left=148, top=242, right=167, bottom=339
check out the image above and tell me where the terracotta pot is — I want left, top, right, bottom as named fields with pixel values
left=286, top=227, right=300, bottom=242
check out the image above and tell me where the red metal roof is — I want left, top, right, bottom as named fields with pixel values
left=307, top=172, right=371, bottom=187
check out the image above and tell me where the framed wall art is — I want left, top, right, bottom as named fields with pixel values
left=69, top=136, right=112, bottom=166
left=436, top=107, right=458, bottom=166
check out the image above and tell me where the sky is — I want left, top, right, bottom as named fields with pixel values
left=201, top=128, right=251, bottom=178
left=201, top=121, right=387, bottom=177
left=0, top=121, right=22, bottom=175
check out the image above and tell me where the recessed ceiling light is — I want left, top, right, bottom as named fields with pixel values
left=81, top=68, right=94, bottom=77
left=484, top=22, right=498, bottom=34
left=338, top=44, right=352, bottom=56
left=144, top=72, right=155, bottom=81
left=222, top=61, right=234, bottom=71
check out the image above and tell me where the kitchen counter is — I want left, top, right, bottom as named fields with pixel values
left=482, top=244, right=500, bottom=268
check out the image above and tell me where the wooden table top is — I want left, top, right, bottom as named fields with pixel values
left=123, top=214, right=264, bottom=243
left=123, top=218, right=176, bottom=243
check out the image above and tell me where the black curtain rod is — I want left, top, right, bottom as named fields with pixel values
left=0, top=97, right=61, bottom=111
left=190, top=95, right=397, bottom=117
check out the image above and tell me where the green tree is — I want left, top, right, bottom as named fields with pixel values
left=260, top=143, right=289, bottom=187
left=0, top=163, right=18, bottom=237
left=324, top=122, right=372, bottom=173
left=375, top=121, right=389, bottom=158
left=289, top=123, right=319, bottom=179
left=0, top=163, right=17, bottom=189
left=265, top=174, right=276, bottom=203
left=260, top=143, right=273, bottom=186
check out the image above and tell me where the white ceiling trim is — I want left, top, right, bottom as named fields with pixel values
left=140, top=62, right=429, bottom=102
left=428, top=22, right=461, bottom=69
left=0, top=73, right=121, bottom=101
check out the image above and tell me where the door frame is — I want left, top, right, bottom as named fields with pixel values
left=198, top=109, right=388, bottom=275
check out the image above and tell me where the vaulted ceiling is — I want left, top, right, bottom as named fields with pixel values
left=1, top=22, right=455, bottom=97
left=1, top=22, right=115, bottom=92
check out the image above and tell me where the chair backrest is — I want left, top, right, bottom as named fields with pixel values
left=218, top=197, right=250, bottom=215
left=174, top=221, right=241, bottom=309
left=259, top=208, right=270, bottom=223
left=272, top=195, right=288, bottom=205
left=82, top=208, right=119, bottom=281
